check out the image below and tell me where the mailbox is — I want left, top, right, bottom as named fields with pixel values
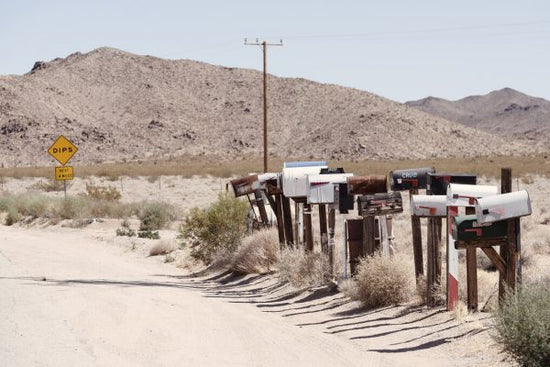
left=282, top=161, right=328, bottom=198
left=307, top=173, right=353, bottom=205
left=337, top=183, right=355, bottom=214
left=452, top=214, right=508, bottom=242
left=347, top=176, right=388, bottom=195
left=358, top=192, right=403, bottom=216
left=427, top=173, right=477, bottom=195
left=411, top=195, right=447, bottom=217
left=447, top=183, right=498, bottom=207
left=230, top=173, right=280, bottom=197
left=390, top=167, right=435, bottom=191
left=475, top=190, right=532, bottom=224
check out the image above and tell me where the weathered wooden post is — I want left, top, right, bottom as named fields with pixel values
left=319, top=204, right=328, bottom=253
left=282, top=195, right=294, bottom=246
left=389, top=167, right=435, bottom=283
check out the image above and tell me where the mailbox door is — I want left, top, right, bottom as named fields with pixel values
left=390, top=167, right=435, bottom=191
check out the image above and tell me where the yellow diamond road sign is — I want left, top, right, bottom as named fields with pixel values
left=48, top=135, right=78, bottom=166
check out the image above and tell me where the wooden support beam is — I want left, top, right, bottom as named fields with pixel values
left=275, top=195, right=285, bottom=246
left=426, top=217, right=442, bottom=307
left=410, top=189, right=424, bottom=281
left=455, top=237, right=507, bottom=249
left=254, top=189, right=269, bottom=226
left=282, top=196, right=294, bottom=246
left=466, top=245, right=478, bottom=311
left=500, top=167, right=512, bottom=301
left=304, top=204, right=314, bottom=252
left=319, top=204, right=328, bottom=255
left=328, top=207, right=336, bottom=277
left=481, top=247, right=506, bottom=274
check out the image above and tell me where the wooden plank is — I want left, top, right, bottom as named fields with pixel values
left=319, top=204, right=328, bottom=254
left=304, top=204, right=314, bottom=252
left=328, top=207, right=336, bottom=277
left=426, top=217, right=439, bottom=307
left=481, top=247, right=506, bottom=274
left=466, top=245, right=478, bottom=311
left=282, top=196, right=294, bottom=246
left=500, top=167, right=512, bottom=300
left=411, top=189, right=423, bottom=280
left=254, top=189, right=269, bottom=226
left=455, top=237, right=508, bottom=249
left=362, top=216, right=376, bottom=256
left=275, top=195, right=285, bottom=246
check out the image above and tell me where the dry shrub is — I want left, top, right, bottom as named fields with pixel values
left=149, top=240, right=177, bottom=256
left=85, top=183, right=121, bottom=201
left=278, top=247, right=330, bottom=288
left=350, top=253, right=413, bottom=308
left=230, top=228, right=279, bottom=274
left=494, top=281, right=550, bottom=367
left=452, top=300, right=469, bottom=322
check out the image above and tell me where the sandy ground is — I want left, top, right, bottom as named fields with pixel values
left=1, top=174, right=549, bottom=366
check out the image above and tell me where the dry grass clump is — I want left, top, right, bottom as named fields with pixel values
left=278, top=247, right=330, bottom=288
left=85, top=183, right=121, bottom=201
left=230, top=228, right=279, bottom=274
left=344, top=253, right=413, bottom=308
left=149, top=240, right=178, bottom=256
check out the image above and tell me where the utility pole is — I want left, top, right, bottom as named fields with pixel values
left=244, top=38, right=283, bottom=173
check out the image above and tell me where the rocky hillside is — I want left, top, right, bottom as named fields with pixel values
left=0, top=47, right=536, bottom=167
left=406, top=88, right=550, bottom=143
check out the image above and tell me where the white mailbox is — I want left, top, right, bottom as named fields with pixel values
left=282, top=161, right=328, bottom=198
left=307, top=173, right=353, bottom=204
left=447, top=183, right=498, bottom=207
left=411, top=195, right=447, bottom=217
left=475, top=190, right=532, bottom=224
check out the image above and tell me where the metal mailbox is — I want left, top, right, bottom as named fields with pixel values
left=307, top=173, right=353, bottom=205
left=411, top=195, right=447, bottom=217
left=282, top=161, right=328, bottom=198
left=230, top=173, right=280, bottom=197
left=358, top=192, right=403, bottom=216
left=390, top=167, right=435, bottom=191
left=475, top=190, right=532, bottom=224
left=447, top=183, right=498, bottom=207
left=452, top=214, right=508, bottom=242
left=427, top=173, right=477, bottom=195
left=347, top=176, right=388, bottom=195
left=337, top=183, right=355, bottom=213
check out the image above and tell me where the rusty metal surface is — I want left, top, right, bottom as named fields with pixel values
left=230, top=175, right=259, bottom=197
left=358, top=192, right=404, bottom=216
left=347, top=175, right=387, bottom=195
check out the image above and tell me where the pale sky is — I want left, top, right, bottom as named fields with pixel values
left=1, top=0, right=549, bottom=102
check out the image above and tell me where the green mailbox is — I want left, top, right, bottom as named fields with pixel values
left=452, top=215, right=508, bottom=242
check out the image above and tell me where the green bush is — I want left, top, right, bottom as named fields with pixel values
left=116, top=220, right=136, bottom=237
left=5, top=207, right=21, bottom=226
left=494, top=283, right=550, bottom=367
left=138, top=201, right=175, bottom=231
left=138, top=230, right=160, bottom=239
left=179, top=194, right=248, bottom=264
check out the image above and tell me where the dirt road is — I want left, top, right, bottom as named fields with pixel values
left=0, top=226, right=387, bottom=367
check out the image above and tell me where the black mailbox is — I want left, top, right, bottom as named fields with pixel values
left=427, top=173, right=477, bottom=195
left=338, top=183, right=354, bottom=214
left=390, top=167, right=435, bottom=191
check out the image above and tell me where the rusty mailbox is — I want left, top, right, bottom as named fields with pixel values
left=282, top=161, right=328, bottom=199
left=427, top=173, right=477, bottom=195
left=347, top=175, right=388, bottom=195
left=390, top=167, right=435, bottom=191
left=357, top=192, right=403, bottom=216
left=230, top=173, right=281, bottom=197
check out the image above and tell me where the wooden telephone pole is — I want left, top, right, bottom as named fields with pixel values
left=244, top=38, right=283, bottom=173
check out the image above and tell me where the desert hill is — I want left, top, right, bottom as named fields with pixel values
left=406, top=88, right=550, bottom=142
left=0, top=47, right=536, bottom=167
